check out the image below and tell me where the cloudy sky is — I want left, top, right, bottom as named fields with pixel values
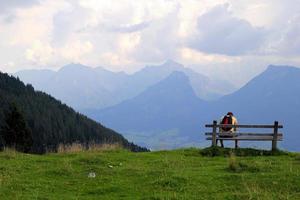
left=0, top=0, right=299, bottom=85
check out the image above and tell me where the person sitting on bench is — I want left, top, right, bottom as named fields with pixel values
left=218, top=112, right=238, bottom=148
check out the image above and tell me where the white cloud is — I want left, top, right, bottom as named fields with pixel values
left=25, top=40, right=54, bottom=65
left=131, top=7, right=180, bottom=63
left=179, top=47, right=241, bottom=65
left=0, top=0, right=299, bottom=85
left=271, top=14, right=300, bottom=56
left=60, top=40, right=93, bottom=61
left=188, top=4, right=266, bottom=56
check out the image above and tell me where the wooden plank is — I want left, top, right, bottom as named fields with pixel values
left=206, top=136, right=283, bottom=141
left=205, top=124, right=283, bottom=129
left=206, top=138, right=283, bottom=141
left=205, top=132, right=283, bottom=136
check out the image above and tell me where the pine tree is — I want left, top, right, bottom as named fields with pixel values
left=1, top=103, right=33, bottom=153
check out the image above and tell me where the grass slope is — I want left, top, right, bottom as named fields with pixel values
left=0, top=148, right=300, bottom=199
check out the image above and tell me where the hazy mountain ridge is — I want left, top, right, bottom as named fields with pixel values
left=87, top=71, right=206, bottom=149
left=14, top=61, right=236, bottom=111
left=91, top=71, right=204, bottom=129
left=92, top=65, right=300, bottom=151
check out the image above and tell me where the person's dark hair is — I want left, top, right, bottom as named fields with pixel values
left=227, top=112, right=233, bottom=116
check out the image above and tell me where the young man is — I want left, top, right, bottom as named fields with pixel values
left=218, top=112, right=238, bottom=148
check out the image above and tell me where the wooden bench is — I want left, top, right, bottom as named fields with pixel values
left=205, top=121, right=283, bottom=151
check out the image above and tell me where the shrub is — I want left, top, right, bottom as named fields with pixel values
left=295, top=155, right=300, bottom=162
left=228, top=152, right=238, bottom=172
left=57, top=142, right=123, bottom=153
left=200, top=146, right=288, bottom=157
left=227, top=152, right=261, bottom=173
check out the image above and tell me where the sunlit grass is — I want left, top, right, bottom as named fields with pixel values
left=0, top=148, right=299, bottom=199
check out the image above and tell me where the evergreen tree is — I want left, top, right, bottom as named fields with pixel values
left=1, top=103, right=33, bottom=153
left=0, top=133, right=3, bottom=151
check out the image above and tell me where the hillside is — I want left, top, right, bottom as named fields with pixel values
left=0, top=72, right=147, bottom=153
left=88, top=71, right=205, bottom=149
left=0, top=148, right=299, bottom=199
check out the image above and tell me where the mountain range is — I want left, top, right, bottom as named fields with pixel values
left=86, top=71, right=204, bottom=149
left=15, top=60, right=236, bottom=111
left=89, top=65, right=300, bottom=151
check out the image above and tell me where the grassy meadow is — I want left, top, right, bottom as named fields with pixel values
left=0, top=147, right=300, bottom=199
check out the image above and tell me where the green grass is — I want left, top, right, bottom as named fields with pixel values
left=1, top=148, right=300, bottom=200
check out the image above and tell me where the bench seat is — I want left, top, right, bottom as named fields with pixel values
left=206, top=132, right=283, bottom=141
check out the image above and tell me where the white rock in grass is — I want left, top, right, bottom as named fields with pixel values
left=88, top=172, right=96, bottom=178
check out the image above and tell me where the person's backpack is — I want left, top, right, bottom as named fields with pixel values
left=221, top=115, right=233, bottom=132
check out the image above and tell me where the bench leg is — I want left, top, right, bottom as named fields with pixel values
left=235, top=140, right=238, bottom=149
left=220, top=140, right=224, bottom=148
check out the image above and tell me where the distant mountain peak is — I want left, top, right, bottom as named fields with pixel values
left=141, top=60, right=184, bottom=73
left=59, top=63, right=91, bottom=72
left=142, top=71, right=197, bottom=100
left=163, top=59, right=183, bottom=67
left=255, top=65, right=300, bottom=82
left=95, top=66, right=129, bottom=76
left=266, top=64, right=299, bottom=72
left=162, top=71, right=189, bottom=82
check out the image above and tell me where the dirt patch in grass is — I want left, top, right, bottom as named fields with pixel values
left=152, top=176, right=188, bottom=191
